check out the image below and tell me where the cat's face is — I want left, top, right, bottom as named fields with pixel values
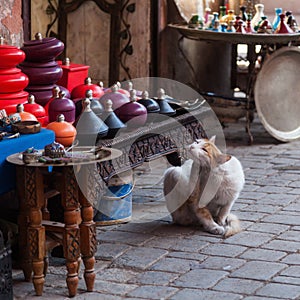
left=188, top=136, right=229, bottom=167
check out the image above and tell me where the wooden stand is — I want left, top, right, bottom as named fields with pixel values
left=7, top=148, right=121, bottom=297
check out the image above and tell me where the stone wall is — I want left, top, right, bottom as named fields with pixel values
left=0, top=0, right=23, bottom=46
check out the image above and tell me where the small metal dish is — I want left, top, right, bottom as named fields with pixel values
left=12, top=120, right=41, bottom=134
left=22, top=152, right=40, bottom=164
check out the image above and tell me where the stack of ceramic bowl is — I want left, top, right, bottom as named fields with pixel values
left=0, top=37, right=29, bottom=114
left=18, top=33, right=65, bottom=107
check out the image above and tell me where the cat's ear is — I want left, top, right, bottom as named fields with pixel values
left=209, top=135, right=216, bottom=144
left=217, top=154, right=231, bottom=165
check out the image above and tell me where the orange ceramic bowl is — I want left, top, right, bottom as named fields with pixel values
left=47, top=117, right=77, bottom=147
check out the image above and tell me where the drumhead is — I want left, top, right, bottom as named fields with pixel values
left=254, top=46, right=300, bottom=142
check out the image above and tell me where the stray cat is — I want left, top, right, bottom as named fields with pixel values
left=163, top=136, right=244, bottom=238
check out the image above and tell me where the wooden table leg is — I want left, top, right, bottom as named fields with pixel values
left=17, top=193, right=32, bottom=281
left=79, top=191, right=96, bottom=291
left=77, top=164, right=98, bottom=292
left=61, top=166, right=81, bottom=297
left=17, top=166, right=45, bottom=295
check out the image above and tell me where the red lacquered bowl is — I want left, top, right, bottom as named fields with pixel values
left=0, top=91, right=29, bottom=114
left=0, top=45, right=26, bottom=68
left=71, top=77, right=105, bottom=99
left=19, top=61, right=63, bottom=85
left=21, top=33, right=64, bottom=62
left=0, top=90, right=29, bottom=101
left=0, top=71, right=29, bottom=93
left=0, top=67, right=24, bottom=75
left=23, top=95, right=46, bottom=126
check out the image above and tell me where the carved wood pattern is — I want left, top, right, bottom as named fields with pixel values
left=89, top=225, right=97, bottom=256
left=79, top=223, right=97, bottom=258
left=28, top=229, right=39, bottom=258
left=97, top=110, right=208, bottom=181
left=64, top=167, right=79, bottom=208
left=25, top=167, right=37, bottom=207
left=64, top=228, right=80, bottom=261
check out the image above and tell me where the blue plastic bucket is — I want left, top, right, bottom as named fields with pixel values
left=94, top=181, right=134, bottom=225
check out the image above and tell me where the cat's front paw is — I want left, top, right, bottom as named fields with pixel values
left=207, top=225, right=225, bottom=236
left=216, top=217, right=226, bottom=227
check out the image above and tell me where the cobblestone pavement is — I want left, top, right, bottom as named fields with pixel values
left=12, top=117, right=300, bottom=299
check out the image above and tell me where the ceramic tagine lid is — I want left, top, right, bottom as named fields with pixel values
left=71, top=77, right=105, bottom=99
left=99, top=83, right=130, bottom=110
left=139, top=91, right=160, bottom=113
left=104, top=81, right=131, bottom=97
left=257, top=16, right=273, bottom=34
left=115, top=81, right=130, bottom=97
left=245, top=19, right=255, bottom=34
left=75, top=98, right=108, bottom=145
left=48, top=91, right=76, bottom=123
left=155, top=88, right=176, bottom=116
left=46, top=114, right=77, bottom=147
left=44, top=85, right=60, bottom=114
left=114, top=89, right=147, bottom=127
left=139, top=91, right=160, bottom=123
left=23, top=94, right=47, bottom=126
left=275, top=13, right=294, bottom=34
left=101, top=99, right=126, bottom=138
left=75, top=89, right=104, bottom=119
left=12, top=103, right=38, bottom=122
left=236, top=20, right=247, bottom=33
left=21, top=32, right=64, bottom=62
left=121, top=81, right=134, bottom=94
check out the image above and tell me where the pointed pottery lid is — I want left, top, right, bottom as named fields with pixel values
left=254, top=46, right=300, bottom=142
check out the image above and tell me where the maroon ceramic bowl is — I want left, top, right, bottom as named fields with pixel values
left=58, top=85, right=71, bottom=99
left=22, top=36, right=64, bottom=62
left=114, top=101, right=147, bottom=127
left=48, top=95, right=76, bottom=123
left=0, top=45, right=26, bottom=68
left=99, top=91, right=129, bottom=110
left=25, top=84, right=55, bottom=107
left=18, top=61, right=63, bottom=85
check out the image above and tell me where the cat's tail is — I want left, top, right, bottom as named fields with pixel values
left=224, top=213, right=241, bottom=238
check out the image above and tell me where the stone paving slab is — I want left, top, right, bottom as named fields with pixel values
left=12, top=118, right=300, bottom=299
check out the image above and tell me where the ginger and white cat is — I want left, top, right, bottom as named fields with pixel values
left=163, top=136, right=244, bottom=238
